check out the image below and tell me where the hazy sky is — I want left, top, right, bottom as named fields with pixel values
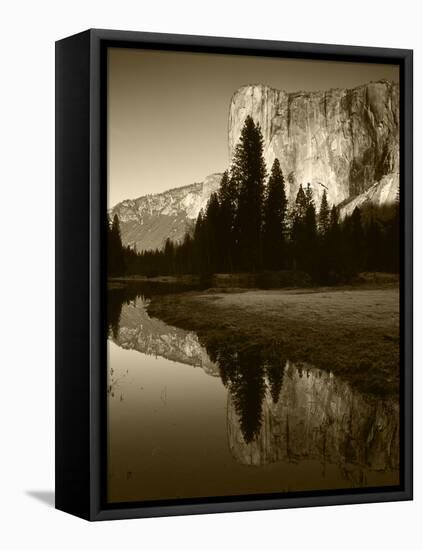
left=108, top=47, right=399, bottom=207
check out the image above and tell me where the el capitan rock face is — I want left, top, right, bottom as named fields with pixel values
left=229, top=81, right=399, bottom=212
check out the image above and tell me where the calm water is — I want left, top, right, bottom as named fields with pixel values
left=107, top=285, right=400, bottom=503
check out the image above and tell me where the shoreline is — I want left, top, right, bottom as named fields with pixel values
left=108, top=271, right=399, bottom=291
left=147, top=285, right=400, bottom=397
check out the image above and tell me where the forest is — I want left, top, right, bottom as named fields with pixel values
left=108, top=116, right=400, bottom=285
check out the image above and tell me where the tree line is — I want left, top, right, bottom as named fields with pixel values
left=108, top=115, right=400, bottom=283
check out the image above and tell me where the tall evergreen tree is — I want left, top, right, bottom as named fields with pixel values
left=204, top=192, right=220, bottom=274
left=293, top=184, right=307, bottom=219
left=265, top=351, right=286, bottom=404
left=324, top=205, right=341, bottom=282
left=386, top=188, right=400, bottom=272
left=305, top=182, right=315, bottom=208
left=350, top=206, right=365, bottom=274
left=231, top=116, right=267, bottom=271
left=193, top=209, right=206, bottom=275
left=303, top=193, right=318, bottom=276
left=318, top=189, right=330, bottom=235
left=291, top=184, right=318, bottom=274
left=365, top=214, right=382, bottom=271
left=217, top=170, right=238, bottom=272
left=263, top=158, right=287, bottom=269
left=163, top=237, right=175, bottom=274
left=290, top=184, right=306, bottom=270
left=329, top=205, right=339, bottom=235
left=108, top=214, right=125, bottom=275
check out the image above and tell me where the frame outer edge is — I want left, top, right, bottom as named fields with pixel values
left=80, top=29, right=413, bottom=521
left=403, top=48, right=413, bottom=500
left=89, top=29, right=103, bottom=520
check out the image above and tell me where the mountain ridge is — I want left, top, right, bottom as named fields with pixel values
left=110, top=173, right=222, bottom=251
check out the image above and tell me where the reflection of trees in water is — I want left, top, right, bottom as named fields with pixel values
left=108, top=286, right=145, bottom=340
left=265, top=349, right=286, bottom=404
left=206, top=339, right=286, bottom=443
left=109, top=286, right=287, bottom=444
left=108, top=282, right=202, bottom=339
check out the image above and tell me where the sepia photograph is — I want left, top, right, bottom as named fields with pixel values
left=1, top=0, right=418, bottom=542
left=106, top=46, right=401, bottom=504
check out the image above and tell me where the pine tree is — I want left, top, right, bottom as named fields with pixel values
left=293, top=184, right=307, bottom=219
left=217, top=170, right=238, bottom=272
left=365, top=213, right=382, bottom=271
left=290, top=184, right=307, bottom=271
left=318, top=189, right=330, bottom=235
left=231, top=116, right=267, bottom=271
left=193, top=210, right=206, bottom=274
left=390, top=187, right=400, bottom=272
left=350, top=206, right=365, bottom=274
left=329, top=205, right=339, bottom=234
left=204, top=192, right=220, bottom=274
left=305, top=183, right=314, bottom=207
left=326, top=205, right=342, bottom=282
left=263, top=158, right=287, bottom=270
left=304, top=195, right=318, bottom=277
left=290, top=184, right=318, bottom=277
left=265, top=351, right=286, bottom=404
left=164, top=238, right=175, bottom=275
left=108, top=214, right=125, bottom=275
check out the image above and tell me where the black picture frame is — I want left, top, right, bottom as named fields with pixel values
left=55, top=28, right=413, bottom=521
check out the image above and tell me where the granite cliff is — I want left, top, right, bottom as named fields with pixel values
left=229, top=81, right=399, bottom=215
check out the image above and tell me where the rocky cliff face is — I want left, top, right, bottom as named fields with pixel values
left=110, top=173, right=222, bottom=251
left=228, top=361, right=399, bottom=476
left=229, top=81, right=399, bottom=212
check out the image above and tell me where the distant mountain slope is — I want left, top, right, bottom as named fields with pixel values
left=110, top=173, right=222, bottom=251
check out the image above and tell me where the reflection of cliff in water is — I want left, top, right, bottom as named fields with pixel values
left=227, top=361, right=399, bottom=477
left=108, top=288, right=399, bottom=478
left=109, top=291, right=219, bottom=376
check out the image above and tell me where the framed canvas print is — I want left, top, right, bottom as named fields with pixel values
left=55, top=29, right=413, bottom=521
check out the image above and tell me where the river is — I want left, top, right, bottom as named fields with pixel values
left=107, top=284, right=400, bottom=503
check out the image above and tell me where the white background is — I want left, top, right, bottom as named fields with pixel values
left=0, top=1, right=420, bottom=548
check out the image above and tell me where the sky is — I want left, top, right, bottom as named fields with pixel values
left=107, top=47, right=399, bottom=207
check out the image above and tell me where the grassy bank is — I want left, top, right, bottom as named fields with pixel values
left=148, top=286, right=400, bottom=397
left=109, top=271, right=398, bottom=290
left=108, top=274, right=200, bottom=286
